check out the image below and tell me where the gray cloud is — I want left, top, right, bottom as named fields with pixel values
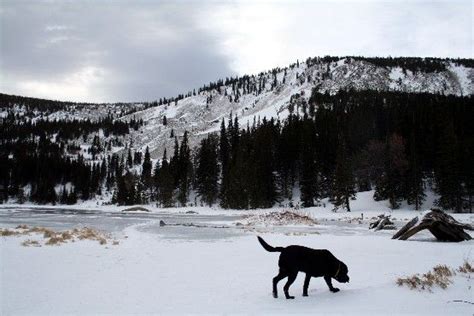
left=1, top=0, right=472, bottom=103
left=200, top=0, right=472, bottom=75
left=0, top=1, right=236, bottom=102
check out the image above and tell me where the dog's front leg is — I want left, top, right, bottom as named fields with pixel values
left=303, top=274, right=311, bottom=296
left=324, top=276, right=340, bottom=293
left=284, top=272, right=297, bottom=299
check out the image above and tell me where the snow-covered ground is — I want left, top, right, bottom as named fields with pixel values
left=1, top=200, right=473, bottom=315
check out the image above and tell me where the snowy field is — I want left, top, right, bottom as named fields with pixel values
left=1, top=199, right=473, bottom=315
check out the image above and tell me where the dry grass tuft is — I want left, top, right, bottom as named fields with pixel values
left=44, top=227, right=111, bottom=246
left=458, top=261, right=474, bottom=274
left=43, top=230, right=55, bottom=238
left=76, top=227, right=110, bottom=244
left=284, top=231, right=320, bottom=236
left=396, top=266, right=453, bottom=291
left=1, top=228, right=20, bottom=236
left=1, top=225, right=116, bottom=247
left=61, top=231, right=73, bottom=240
left=45, top=236, right=64, bottom=246
left=396, top=274, right=423, bottom=290
left=240, top=210, right=318, bottom=226
left=397, top=261, right=473, bottom=291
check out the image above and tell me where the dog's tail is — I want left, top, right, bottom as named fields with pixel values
left=257, top=236, right=284, bottom=252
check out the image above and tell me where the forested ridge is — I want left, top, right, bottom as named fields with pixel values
left=1, top=89, right=472, bottom=212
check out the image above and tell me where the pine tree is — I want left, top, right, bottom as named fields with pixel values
left=386, top=134, right=409, bottom=209
left=195, top=136, right=219, bottom=206
left=435, top=120, right=462, bottom=211
left=100, top=158, right=107, bottom=179
left=299, top=120, right=319, bottom=207
left=127, top=149, right=133, bottom=169
left=406, top=130, right=425, bottom=210
left=67, top=188, right=78, bottom=204
left=134, top=151, right=142, bottom=165
left=17, top=187, right=26, bottom=204
left=156, top=150, right=174, bottom=207
left=116, top=174, right=127, bottom=205
left=459, top=138, right=474, bottom=212
left=119, top=171, right=138, bottom=205
left=224, top=128, right=250, bottom=209
left=31, top=178, right=57, bottom=204
left=177, top=131, right=192, bottom=206
left=331, top=136, right=355, bottom=212
left=167, top=137, right=179, bottom=190
left=219, top=119, right=231, bottom=208
left=248, top=119, right=278, bottom=208
left=373, top=135, right=408, bottom=209
left=60, top=186, right=68, bottom=204
left=141, top=146, right=152, bottom=189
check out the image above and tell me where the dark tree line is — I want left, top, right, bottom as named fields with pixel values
left=108, top=90, right=473, bottom=212
left=1, top=90, right=472, bottom=212
left=305, top=56, right=474, bottom=73
left=0, top=93, right=151, bottom=118
left=1, top=114, right=140, bottom=140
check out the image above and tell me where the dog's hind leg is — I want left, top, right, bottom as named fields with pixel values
left=272, top=270, right=287, bottom=298
left=303, top=274, right=311, bottom=297
left=283, top=271, right=298, bottom=299
left=324, top=276, right=340, bottom=293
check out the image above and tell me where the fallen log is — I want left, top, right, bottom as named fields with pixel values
left=369, top=214, right=396, bottom=231
left=392, top=209, right=473, bottom=242
left=392, top=217, right=418, bottom=239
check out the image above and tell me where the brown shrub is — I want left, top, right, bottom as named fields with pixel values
left=397, top=263, right=472, bottom=291
left=2, top=225, right=115, bottom=247
left=61, top=231, right=73, bottom=241
left=396, top=275, right=422, bottom=290
left=45, top=236, right=64, bottom=246
left=43, top=230, right=55, bottom=238
left=242, top=210, right=318, bottom=226
left=457, top=261, right=474, bottom=274
left=1, top=229, right=19, bottom=236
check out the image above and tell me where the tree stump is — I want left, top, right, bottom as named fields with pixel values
left=392, top=209, right=473, bottom=242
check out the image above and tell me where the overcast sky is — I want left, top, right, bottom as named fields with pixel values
left=1, top=0, right=472, bottom=103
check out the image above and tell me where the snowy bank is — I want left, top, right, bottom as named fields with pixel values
left=1, top=215, right=473, bottom=315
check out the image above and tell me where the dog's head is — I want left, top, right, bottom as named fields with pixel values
left=334, top=261, right=350, bottom=283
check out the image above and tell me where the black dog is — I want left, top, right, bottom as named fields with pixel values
left=257, top=236, right=349, bottom=299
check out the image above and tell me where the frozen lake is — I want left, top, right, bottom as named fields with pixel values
left=0, top=206, right=246, bottom=241
left=0, top=206, right=402, bottom=241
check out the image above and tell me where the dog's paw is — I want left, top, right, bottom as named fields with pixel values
left=286, top=296, right=295, bottom=299
left=273, top=293, right=278, bottom=299
left=330, top=288, right=340, bottom=293
left=302, top=293, right=308, bottom=297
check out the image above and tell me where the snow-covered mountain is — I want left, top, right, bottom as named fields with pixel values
left=118, top=57, right=473, bottom=158
left=2, top=56, right=472, bottom=160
